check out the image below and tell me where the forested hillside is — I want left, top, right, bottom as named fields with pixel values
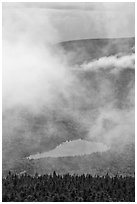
left=60, top=37, right=135, bottom=65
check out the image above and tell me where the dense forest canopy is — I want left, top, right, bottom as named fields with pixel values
left=2, top=172, right=135, bottom=202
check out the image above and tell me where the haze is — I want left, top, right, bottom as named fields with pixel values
left=2, top=3, right=135, bottom=171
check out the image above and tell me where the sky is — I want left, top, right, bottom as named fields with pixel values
left=3, top=2, right=135, bottom=42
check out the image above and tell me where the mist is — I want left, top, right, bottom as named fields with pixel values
left=2, top=3, right=135, bottom=170
left=28, top=140, right=109, bottom=159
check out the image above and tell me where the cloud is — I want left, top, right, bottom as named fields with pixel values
left=2, top=7, right=60, bottom=44
left=2, top=3, right=135, bottom=171
left=28, top=139, right=108, bottom=159
left=80, top=54, right=135, bottom=73
left=87, top=108, right=134, bottom=147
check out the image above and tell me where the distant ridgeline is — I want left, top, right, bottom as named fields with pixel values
left=59, top=37, right=135, bottom=65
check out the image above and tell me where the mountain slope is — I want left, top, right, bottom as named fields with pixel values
left=59, top=37, right=135, bottom=65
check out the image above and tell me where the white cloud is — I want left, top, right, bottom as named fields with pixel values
left=81, top=54, right=135, bottom=73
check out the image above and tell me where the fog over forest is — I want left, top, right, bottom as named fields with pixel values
left=2, top=3, right=135, bottom=174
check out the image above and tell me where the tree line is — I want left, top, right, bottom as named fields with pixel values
left=2, top=171, right=135, bottom=202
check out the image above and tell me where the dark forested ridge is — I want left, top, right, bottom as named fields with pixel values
left=59, top=37, right=135, bottom=65
left=2, top=172, right=135, bottom=202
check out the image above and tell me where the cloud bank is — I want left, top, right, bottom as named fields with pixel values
left=81, top=54, right=135, bottom=72
left=2, top=3, right=135, bottom=170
